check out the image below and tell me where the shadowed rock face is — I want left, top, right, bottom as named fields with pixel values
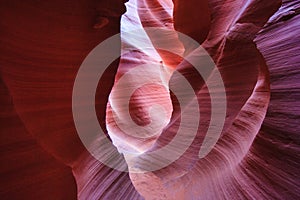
left=1, top=0, right=300, bottom=199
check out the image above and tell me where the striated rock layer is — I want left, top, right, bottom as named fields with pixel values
left=0, top=0, right=299, bottom=199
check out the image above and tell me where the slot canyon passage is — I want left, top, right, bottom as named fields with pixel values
left=0, top=0, right=300, bottom=199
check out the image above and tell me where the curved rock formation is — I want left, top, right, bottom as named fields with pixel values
left=1, top=0, right=299, bottom=199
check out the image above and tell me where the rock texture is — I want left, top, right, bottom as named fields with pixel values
left=0, top=0, right=299, bottom=199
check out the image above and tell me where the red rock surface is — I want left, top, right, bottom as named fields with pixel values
left=1, top=0, right=299, bottom=199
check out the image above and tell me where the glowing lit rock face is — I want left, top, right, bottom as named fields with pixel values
left=1, top=0, right=300, bottom=199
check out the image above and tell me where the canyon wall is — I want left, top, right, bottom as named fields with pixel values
left=0, top=0, right=299, bottom=199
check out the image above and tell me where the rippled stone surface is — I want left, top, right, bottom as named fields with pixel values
left=0, top=0, right=299, bottom=199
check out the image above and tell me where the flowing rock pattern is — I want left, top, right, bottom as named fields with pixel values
left=0, top=0, right=299, bottom=199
